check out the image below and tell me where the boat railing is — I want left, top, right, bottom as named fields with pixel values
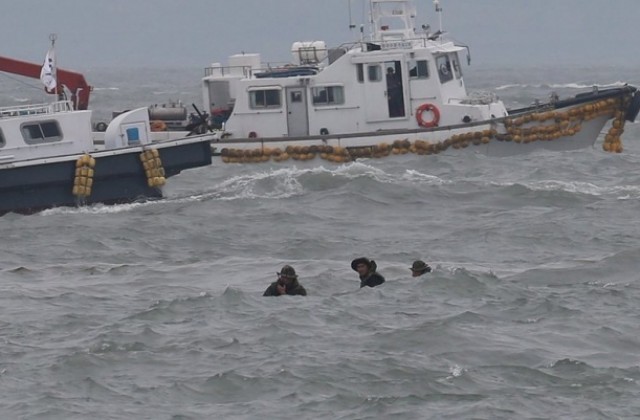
left=206, top=62, right=320, bottom=79
left=202, top=34, right=459, bottom=79
left=314, top=36, right=450, bottom=57
left=0, top=100, right=74, bottom=119
left=204, top=65, right=255, bottom=78
left=334, top=36, right=456, bottom=55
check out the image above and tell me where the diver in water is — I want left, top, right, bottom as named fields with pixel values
left=410, top=260, right=432, bottom=277
left=351, top=257, right=385, bottom=288
left=263, top=265, right=307, bottom=296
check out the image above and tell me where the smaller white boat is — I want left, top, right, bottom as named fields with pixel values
left=192, top=0, right=639, bottom=164
left=0, top=101, right=212, bottom=216
left=0, top=43, right=212, bottom=216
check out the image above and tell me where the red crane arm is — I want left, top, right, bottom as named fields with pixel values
left=0, top=55, right=92, bottom=110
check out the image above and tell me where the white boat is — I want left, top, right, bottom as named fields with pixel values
left=0, top=100, right=212, bottom=216
left=0, top=44, right=212, bottom=216
left=192, top=0, right=639, bottom=164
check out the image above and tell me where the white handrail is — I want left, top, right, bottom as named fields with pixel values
left=0, top=100, right=73, bottom=118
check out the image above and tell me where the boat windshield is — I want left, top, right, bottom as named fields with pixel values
left=436, top=53, right=462, bottom=83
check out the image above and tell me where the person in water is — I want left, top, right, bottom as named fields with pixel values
left=351, top=257, right=386, bottom=288
left=263, top=265, right=307, bottom=296
left=410, top=260, right=432, bottom=277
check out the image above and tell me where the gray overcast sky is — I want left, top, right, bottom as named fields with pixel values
left=1, top=0, right=639, bottom=70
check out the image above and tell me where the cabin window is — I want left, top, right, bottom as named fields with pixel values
left=21, top=120, right=62, bottom=144
left=450, top=54, right=462, bottom=79
left=436, top=55, right=454, bottom=83
left=312, top=86, right=345, bottom=106
left=356, top=64, right=364, bottom=83
left=290, top=91, right=302, bottom=103
left=368, top=65, right=382, bottom=82
left=249, top=89, right=282, bottom=109
left=408, top=59, right=429, bottom=79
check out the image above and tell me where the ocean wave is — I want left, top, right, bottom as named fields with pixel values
left=6, top=266, right=34, bottom=274
left=152, top=90, right=183, bottom=95
left=489, top=178, right=640, bottom=199
left=89, top=339, right=150, bottom=354
left=129, top=292, right=214, bottom=321
left=495, top=83, right=522, bottom=91
left=40, top=200, right=159, bottom=216
left=549, top=81, right=627, bottom=89
left=402, top=169, right=448, bottom=185
left=201, top=166, right=305, bottom=200
left=494, top=81, right=626, bottom=91
left=548, top=357, right=591, bottom=372
left=191, top=162, right=447, bottom=202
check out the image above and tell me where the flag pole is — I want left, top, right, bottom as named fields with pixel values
left=49, top=33, right=57, bottom=97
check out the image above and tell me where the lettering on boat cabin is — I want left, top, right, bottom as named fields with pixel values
left=380, top=41, right=413, bottom=50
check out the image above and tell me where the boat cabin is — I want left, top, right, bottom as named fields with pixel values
left=0, top=101, right=156, bottom=165
left=201, top=0, right=507, bottom=139
left=0, top=101, right=95, bottom=163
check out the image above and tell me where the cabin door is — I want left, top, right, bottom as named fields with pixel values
left=362, top=60, right=404, bottom=122
left=286, top=87, right=309, bottom=136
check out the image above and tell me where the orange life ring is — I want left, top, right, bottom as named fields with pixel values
left=416, top=103, right=440, bottom=128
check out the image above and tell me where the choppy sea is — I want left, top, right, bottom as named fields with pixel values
left=1, top=65, right=640, bottom=419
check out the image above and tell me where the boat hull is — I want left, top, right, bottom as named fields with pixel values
left=203, top=86, right=636, bottom=164
left=481, top=115, right=610, bottom=157
left=0, top=140, right=212, bottom=216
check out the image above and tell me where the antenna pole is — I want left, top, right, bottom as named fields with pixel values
left=434, top=0, right=443, bottom=40
left=348, top=0, right=356, bottom=32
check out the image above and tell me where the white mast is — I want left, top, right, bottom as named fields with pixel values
left=434, top=0, right=443, bottom=41
left=369, top=0, right=417, bottom=42
left=50, top=33, right=57, bottom=96
left=348, top=0, right=356, bottom=31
